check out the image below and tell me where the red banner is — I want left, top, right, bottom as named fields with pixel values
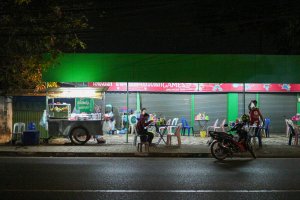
left=199, top=83, right=243, bottom=92
left=245, top=84, right=300, bottom=92
left=88, top=82, right=198, bottom=92
left=88, top=82, right=300, bottom=93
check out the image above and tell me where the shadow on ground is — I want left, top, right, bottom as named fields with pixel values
left=213, top=158, right=255, bottom=170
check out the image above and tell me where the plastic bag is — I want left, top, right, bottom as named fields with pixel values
left=39, top=110, right=48, bottom=130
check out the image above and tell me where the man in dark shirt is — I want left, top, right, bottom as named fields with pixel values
left=136, top=113, right=154, bottom=145
left=139, top=108, right=147, bottom=120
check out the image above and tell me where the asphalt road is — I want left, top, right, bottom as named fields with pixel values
left=0, top=157, right=300, bottom=200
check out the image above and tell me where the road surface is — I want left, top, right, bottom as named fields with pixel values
left=0, top=157, right=299, bottom=199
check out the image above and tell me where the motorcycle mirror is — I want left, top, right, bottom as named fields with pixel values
left=224, top=124, right=229, bottom=127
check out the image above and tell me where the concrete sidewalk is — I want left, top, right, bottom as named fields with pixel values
left=0, top=143, right=299, bottom=158
left=0, top=134, right=299, bottom=158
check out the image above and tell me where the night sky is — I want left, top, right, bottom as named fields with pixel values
left=77, top=0, right=300, bottom=54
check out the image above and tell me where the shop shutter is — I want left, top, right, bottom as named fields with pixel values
left=104, top=92, right=137, bottom=129
left=105, top=92, right=137, bottom=111
left=140, top=93, right=191, bottom=124
left=259, top=94, right=297, bottom=133
left=194, top=94, right=227, bottom=131
left=238, top=93, right=257, bottom=117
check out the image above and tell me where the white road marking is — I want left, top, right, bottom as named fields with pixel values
left=1, top=189, right=300, bottom=193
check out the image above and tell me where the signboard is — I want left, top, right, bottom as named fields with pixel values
left=198, top=83, right=243, bottom=92
left=88, top=82, right=300, bottom=93
left=75, top=98, right=94, bottom=113
left=88, top=82, right=198, bottom=92
left=245, top=84, right=300, bottom=92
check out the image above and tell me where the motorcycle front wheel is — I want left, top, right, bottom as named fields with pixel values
left=210, top=141, right=228, bottom=161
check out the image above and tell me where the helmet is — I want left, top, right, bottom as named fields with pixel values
left=241, top=114, right=250, bottom=123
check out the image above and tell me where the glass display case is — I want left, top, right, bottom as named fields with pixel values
left=48, top=103, right=71, bottom=119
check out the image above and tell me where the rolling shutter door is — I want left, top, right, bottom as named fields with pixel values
left=194, top=94, right=227, bottom=131
left=105, top=92, right=137, bottom=111
left=140, top=93, right=191, bottom=124
left=260, top=94, right=297, bottom=133
left=105, top=92, right=137, bottom=129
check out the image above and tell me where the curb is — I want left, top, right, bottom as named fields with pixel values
left=0, top=151, right=299, bottom=158
left=0, top=151, right=211, bottom=158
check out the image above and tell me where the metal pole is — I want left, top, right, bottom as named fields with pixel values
left=243, top=83, right=246, bottom=114
left=45, top=83, right=49, bottom=138
left=126, top=82, right=129, bottom=143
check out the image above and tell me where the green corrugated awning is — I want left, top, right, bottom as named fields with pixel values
left=42, top=54, right=300, bottom=83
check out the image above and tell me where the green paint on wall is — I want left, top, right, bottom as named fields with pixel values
left=256, top=93, right=260, bottom=107
left=228, top=93, right=239, bottom=122
left=43, top=54, right=300, bottom=83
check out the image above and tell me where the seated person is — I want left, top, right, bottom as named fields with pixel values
left=136, top=113, right=154, bottom=145
left=139, top=108, right=147, bottom=120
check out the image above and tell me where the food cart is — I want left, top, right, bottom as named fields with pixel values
left=46, top=87, right=107, bottom=145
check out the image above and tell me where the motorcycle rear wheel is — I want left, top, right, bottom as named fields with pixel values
left=210, top=141, right=228, bottom=161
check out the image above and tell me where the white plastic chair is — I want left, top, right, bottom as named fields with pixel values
left=133, top=126, right=139, bottom=146
left=12, top=122, right=26, bottom=144
left=128, top=115, right=138, bottom=134
left=167, top=118, right=179, bottom=134
left=215, top=119, right=226, bottom=132
left=285, top=119, right=291, bottom=137
left=285, top=119, right=299, bottom=145
left=206, top=119, right=219, bottom=134
left=158, top=119, right=172, bottom=133
left=167, top=123, right=182, bottom=146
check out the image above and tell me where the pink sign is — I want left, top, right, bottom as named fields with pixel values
left=199, top=83, right=243, bottom=92
left=88, top=82, right=198, bottom=92
left=246, top=84, right=299, bottom=92
left=88, top=82, right=300, bottom=93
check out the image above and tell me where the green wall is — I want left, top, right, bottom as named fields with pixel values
left=227, top=93, right=239, bottom=122
left=43, top=54, right=300, bottom=83
left=297, top=94, right=300, bottom=114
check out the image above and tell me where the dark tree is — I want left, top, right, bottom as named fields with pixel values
left=0, top=0, right=91, bottom=94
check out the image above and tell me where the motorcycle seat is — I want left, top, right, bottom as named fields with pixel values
left=209, top=131, right=233, bottom=138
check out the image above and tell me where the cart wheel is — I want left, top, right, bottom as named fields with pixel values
left=42, top=137, right=52, bottom=144
left=69, top=127, right=90, bottom=145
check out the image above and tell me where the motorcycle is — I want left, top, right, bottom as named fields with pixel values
left=209, top=122, right=256, bottom=160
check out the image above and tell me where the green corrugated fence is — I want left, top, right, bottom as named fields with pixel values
left=13, top=110, right=48, bottom=138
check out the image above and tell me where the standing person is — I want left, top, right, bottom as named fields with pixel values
left=248, top=100, right=264, bottom=147
left=136, top=113, right=154, bottom=145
